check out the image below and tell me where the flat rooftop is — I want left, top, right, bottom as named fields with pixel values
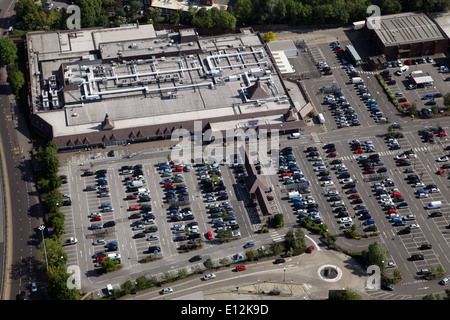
left=27, top=26, right=301, bottom=142
left=368, top=12, right=447, bottom=46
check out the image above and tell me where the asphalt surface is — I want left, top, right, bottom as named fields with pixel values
left=2, top=20, right=450, bottom=301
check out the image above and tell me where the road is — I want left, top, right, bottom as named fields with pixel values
left=0, top=0, right=48, bottom=300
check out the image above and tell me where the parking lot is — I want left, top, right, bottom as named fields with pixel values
left=292, top=35, right=450, bottom=286
left=59, top=145, right=289, bottom=286
left=55, top=28, right=450, bottom=294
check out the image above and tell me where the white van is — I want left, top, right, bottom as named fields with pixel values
left=395, top=66, right=409, bottom=75
left=106, top=284, right=113, bottom=295
left=288, top=132, right=300, bottom=139
left=426, top=201, right=442, bottom=209
left=352, top=77, right=363, bottom=84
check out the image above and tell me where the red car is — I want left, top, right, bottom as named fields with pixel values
left=173, top=167, right=183, bottom=172
left=267, top=196, right=274, bottom=201
left=393, top=192, right=403, bottom=198
left=364, top=169, right=375, bottom=174
left=388, top=208, right=398, bottom=214
left=396, top=158, right=407, bottom=163
left=236, top=265, right=247, bottom=272
left=91, top=215, right=101, bottom=221
left=164, top=182, right=174, bottom=188
left=437, top=169, right=446, bottom=175
left=398, top=97, right=407, bottom=102
left=126, top=194, right=138, bottom=200
left=401, top=103, right=411, bottom=108
left=349, top=194, right=360, bottom=199
left=205, top=231, right=213, bottom=240
left=383, top=76, right=392, bottom=81
left=405, top=60, right=412, bottom=65
left=124, top=177, right=134, bottom=182
left=281, top=172, right=291, bottom=177
left=129, top=205, right=140, bottom=211
left=306, top=246, right=314, bottom=253
left=95, top=257, right=106, bottom=262
left=354, top=149, right=363, bottom=154
left=327, top=152, right=337, bottom=158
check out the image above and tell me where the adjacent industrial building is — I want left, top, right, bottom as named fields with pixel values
left=25, top=24, right=307, bottom=151
left=366, top=12, right=449, bottom=60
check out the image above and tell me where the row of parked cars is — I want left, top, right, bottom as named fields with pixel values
left=325, top=92, right=361, bottom=128
left=202, top=163, right=240, bottom=239
left=284, top=147, right=318, bottom=224
left=80, top=169, right=123, bottom=267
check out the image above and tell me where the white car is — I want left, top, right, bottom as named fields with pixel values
left=93, top=239, right=106, bottom=246
left=146, top=235, right=159, bottom=241
left=62, top=193, right=71, bottom=198
left=338, top=217, right=353, bottom=224
left=340, top=223, right=353, bottom=229
left=170, top=144, right=181, bottom=150
left=408, top=224, right=420, bottom=229
left=413, top=182, right=425, bottom=188
left=314, top=166, right=326, bottom=172
left=429, top=187, right=440, bottom=193
left=160, top=288, right=173, bottom=294
left=326, top=190, right=339, bottom=196
left=403, top=214, right=416, bottom=221
left=321, top=181, right=334, bottom=186
left=202, top=273, right=216, bottom=281
left=417, top=193, right=428, bottom=198
left=340, top=178, right=353, bottom=184
left=332, top=201, right=345, bottom=207
left=387, top=261, right=397, bottom=268
left=437, top=156, right=448, bottom=162
left=89, top=212, right=102, bottom=218
left=439, top=277, right=450, bottom=285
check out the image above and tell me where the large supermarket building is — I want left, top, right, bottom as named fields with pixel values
left=25, top=24, right=308, bottom=151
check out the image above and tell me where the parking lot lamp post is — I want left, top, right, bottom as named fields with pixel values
left=38, top=225, right=48, bottom=270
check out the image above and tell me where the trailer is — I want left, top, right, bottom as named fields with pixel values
left=345, top=45, right=362, bottom=66
left=317, top=113, right=325, bottom=124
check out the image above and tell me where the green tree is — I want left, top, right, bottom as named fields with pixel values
left=423, top=293, right=443, bottom=300
left=7, top=65, right=25, bottom=96
left=147, top=7, right=162, bottom=24
left=216, top=8, right=237, bottom=29
left=167, top=12, right=181, bottom=26
left=270, top=213, right=284, bottom=228
left=366, top=241, right=388, bottom=270
left=192, top=8, right=213, bottom=28
left=40, top=236, right=68, bottom=271
left=334, top=288, right=361, bottom=300
left=15, top=0, right=47, bottom=30
left=46, top=270, right=81, bottom=300
left=0, top=38, right=18, bottom=65
left=233, top=0, right=253, bottom=25
left=263, top=31, right=276, bottom=42
left=121, top=280, right=135, bottom=295
left=443, top=92, right=450, bottom=109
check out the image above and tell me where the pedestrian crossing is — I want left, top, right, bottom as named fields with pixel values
left=269, top=231, right=283, bottom=243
